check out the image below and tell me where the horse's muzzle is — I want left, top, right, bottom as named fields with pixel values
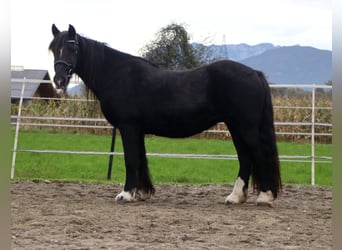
left=53, top=75, right=68, bottom=92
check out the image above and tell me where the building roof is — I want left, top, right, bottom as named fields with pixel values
left=11, top=69, right=54, bottom=99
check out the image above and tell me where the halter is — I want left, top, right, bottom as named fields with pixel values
left=54, top=39, right=79, bottom=79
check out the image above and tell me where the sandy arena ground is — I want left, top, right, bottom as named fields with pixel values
left=11, top=180, right=332, bottom=249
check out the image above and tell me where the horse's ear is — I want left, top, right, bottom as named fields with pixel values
left=52, top=24, right=60, bottom=37
left=68, top=24, right=76, bottom=39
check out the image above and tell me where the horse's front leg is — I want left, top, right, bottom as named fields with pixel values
left=115, top=125, right=154, bottom=202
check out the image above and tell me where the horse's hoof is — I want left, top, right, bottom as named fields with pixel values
left=115, top=190, right=153, bottom=203
left=138, top=190, right=153, bottom=201
left=224, top=192, right=247, bottom=205
left=224, top=177, right=248, bottom=205
left=256, top=191, right=274, bottom=207
left=115, top=190, right=138, bottom=203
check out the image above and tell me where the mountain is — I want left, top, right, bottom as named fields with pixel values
left=193, top=42, right=277, bottom=61
left=194, top=43, right=331, bottom=85
left=240, top=46, right=332, bottom=84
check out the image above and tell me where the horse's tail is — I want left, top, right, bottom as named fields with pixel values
left=252, top=71, right=282, bottom=198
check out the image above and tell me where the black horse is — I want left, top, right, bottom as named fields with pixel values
left=49, top=24, right=281, bottom=206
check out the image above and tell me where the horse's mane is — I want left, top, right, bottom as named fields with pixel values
left=132, top=56, right=160, bottom=68
left=79, top=36, right=106, bottom=90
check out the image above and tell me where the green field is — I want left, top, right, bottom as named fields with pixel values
left=11, top=130, right=332, bottom=186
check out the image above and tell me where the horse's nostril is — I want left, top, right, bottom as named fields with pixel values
left=54, top=76, right=65, bottom=89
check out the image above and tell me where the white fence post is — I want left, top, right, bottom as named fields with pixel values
left=11, top=78, right=26, bottom=179
left=311, top=86, right=316, bottom=186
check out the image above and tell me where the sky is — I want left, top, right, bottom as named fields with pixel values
left=11, top=0, right=332, bottom=72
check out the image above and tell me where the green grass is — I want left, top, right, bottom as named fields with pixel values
left=11, top=130, right=332, bottom=186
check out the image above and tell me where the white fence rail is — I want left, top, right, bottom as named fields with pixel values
left=11, top=78, right=332, bottom=185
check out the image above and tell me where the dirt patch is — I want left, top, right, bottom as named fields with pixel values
left=11, top=181, right=331, bottom=249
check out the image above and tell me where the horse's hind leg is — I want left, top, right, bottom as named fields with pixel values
left=239, top=128, right=277, bottom=206
left=115, top=126, right=154, bottom=202
left=225, top=125, right=252, bottom=204
left=226, top=125, right=276, bottom=206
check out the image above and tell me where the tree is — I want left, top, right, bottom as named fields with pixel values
left=140, top=23, right=204, bottom=70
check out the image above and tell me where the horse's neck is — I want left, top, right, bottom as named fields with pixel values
left=75, top=40, right=130, bottom=95
left=75, top=42, right=105, bottom=95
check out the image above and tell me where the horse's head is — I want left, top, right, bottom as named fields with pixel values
left=49, top=24, right=79, bottom=92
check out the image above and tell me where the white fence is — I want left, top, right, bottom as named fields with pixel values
left=11, top=78, right=332, bottom=185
